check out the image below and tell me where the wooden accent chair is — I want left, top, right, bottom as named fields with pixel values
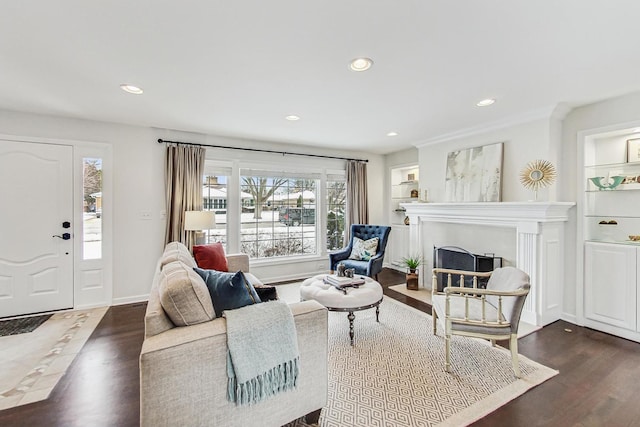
left=431, top=266, right=531, bottom=377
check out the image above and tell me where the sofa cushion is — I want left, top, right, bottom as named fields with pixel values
left=253, top=284, right=279, bottom=301
left=158, top=261, right=215, bottom=326
left=194, top=268, right=261, bottom=317
left=192, top=243, right=229, bottom=271
left=160, top=241, right=197, bottom=269
left=348, top=236, right=379, bottom=261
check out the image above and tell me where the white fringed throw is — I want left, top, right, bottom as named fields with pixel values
left=224, top=301, right=300, bottom=405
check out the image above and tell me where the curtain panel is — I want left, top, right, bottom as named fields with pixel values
left=345, top=160, right=369, bottom=243
left=164, top=144, right=206, bottom=249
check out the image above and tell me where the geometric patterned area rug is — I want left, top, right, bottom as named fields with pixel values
left=0, top=314, right=53, bottom=337
left=290, top=296, right=557, bottom=427
left=0, top=307, right=108, bottom=410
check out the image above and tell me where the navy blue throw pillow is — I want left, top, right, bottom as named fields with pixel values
left=193, top=268, right=261, bottom=317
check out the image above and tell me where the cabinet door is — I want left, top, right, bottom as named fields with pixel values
left=584, top=242, right=637, bottom=331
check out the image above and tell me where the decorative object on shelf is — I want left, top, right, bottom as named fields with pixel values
left=519, top=159, right=557, bottom=201
left=410, top=189, right=419, bottom=198
left=598, top=219, right=618, bottom=240
left=627, top=138, right=640, bottom=163
left=401, top=254, right=422, bottom=290
left=404, top=216, right=410, bottom=226
left=444, top=142, right=503, bottom=202
left=589, top=175, right=625, bottom=190
left=423, top=190, right=428, bottom=202
left=629, top=235, right=640, bottom=242
left=407, top=173, right=415, bottom=181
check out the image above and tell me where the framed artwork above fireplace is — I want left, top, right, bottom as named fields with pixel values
left=444, top=142, right=503, bottom=202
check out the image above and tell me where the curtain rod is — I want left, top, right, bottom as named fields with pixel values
left=157, top=139, right=368, bottom=163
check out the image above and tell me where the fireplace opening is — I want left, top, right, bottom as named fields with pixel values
left=433, top=246, right=502, bottom=291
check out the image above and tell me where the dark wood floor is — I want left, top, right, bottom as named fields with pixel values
left=2, top=268, right=640, bottom=426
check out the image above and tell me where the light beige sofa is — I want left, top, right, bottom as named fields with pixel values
left=140, top=242, right=328, bottom=426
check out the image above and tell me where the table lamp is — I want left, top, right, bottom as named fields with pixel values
left=184, top=211, right=216, bottom=245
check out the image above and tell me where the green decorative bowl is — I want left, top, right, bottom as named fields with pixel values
left=589, top=175, right=625, bottom=190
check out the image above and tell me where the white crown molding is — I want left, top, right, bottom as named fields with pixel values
left=414, top=104, right=573, bottom=148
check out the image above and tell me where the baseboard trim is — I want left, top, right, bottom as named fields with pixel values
left=112, top=294, right=149, bottom=306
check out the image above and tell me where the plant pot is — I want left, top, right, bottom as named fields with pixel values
left=406, top=270, right=419, bottom=290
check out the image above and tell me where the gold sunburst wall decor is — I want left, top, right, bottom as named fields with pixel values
left=520, top=159, right=557, bottom=201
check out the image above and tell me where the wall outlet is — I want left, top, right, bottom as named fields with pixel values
left=139, top=210, right=152, bottom=220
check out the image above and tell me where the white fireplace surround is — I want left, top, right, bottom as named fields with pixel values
left=400, top=202, right=575, bottom=326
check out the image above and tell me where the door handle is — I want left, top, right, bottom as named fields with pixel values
left=53, top=233, right=71, bottom=240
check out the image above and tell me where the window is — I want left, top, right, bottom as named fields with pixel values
left=327, top=176, right=346, bottom=251
left=82, top=158, right=102, bottom=259
left=202, top=173, right=228, bottom=249
left=240, top=173, right=318, bottom=259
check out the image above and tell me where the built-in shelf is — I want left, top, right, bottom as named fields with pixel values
left=586, top=187, right=640, bottom=192
left=586, top=238, right=640, bottom=244
left=585, top=160, right=640, bottom=169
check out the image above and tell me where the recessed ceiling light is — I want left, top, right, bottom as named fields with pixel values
left=349, top=57, right=373, bottom=72
left=476, top=98, right=495, bottom=107
left=387, top=132, right=398, bottom=137
left=120, top=84, right=143, bottom=94
left=285, top=115, right=300, bottom=121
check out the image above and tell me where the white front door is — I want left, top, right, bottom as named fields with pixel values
left=0, top=140, right=74, bottom=317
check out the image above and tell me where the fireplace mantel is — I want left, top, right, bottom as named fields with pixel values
left=400, top=202, right=574, bottom=228
left=400, top=201, right=575, bottom=326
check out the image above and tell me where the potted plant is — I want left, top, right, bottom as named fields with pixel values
left=402, top=255, right=422, bottom=290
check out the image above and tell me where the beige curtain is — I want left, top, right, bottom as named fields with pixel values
left=345, top=160, right=369, bottom=242
left=164, top=144, right=206, bottom=249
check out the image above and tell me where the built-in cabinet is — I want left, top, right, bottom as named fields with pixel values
left=387, top=164, right=419, bottom=271
left=584, top=242, right=638, bottom=333
left=581, top=130, right=640, bottom=341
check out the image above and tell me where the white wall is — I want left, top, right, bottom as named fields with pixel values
left=0, top=109, right=384, bottom=304
left=410, top=116, right=561, bottom=271
left=417, top=117, right=558, bottom=203
left=402, top=90, right=640, bottom=323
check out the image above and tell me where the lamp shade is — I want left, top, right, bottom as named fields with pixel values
left=184, top=211, right=216, bottom=231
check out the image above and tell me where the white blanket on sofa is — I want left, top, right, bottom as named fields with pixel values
left=224, top=300, right=300, bottom=405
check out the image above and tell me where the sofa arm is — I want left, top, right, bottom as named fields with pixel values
left=140, top=300, right=328, bottom=427
left=226, top=253, right=249, bottom=272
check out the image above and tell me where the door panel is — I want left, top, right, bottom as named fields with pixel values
left=0, top=140, right=73, bottom=317
left=584, top=242, right=636, bottom=330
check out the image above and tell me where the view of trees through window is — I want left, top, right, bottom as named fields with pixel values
left=83, top=158, right=102, bottom=260
left=327, top=178, right=346, bottom=251
left=240, top=175, right=317, bottom=258
left=202, top=167, right=346, bottom=260
left=202, top=174, right=228, bottom=249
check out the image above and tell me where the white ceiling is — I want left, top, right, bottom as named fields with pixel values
left=1, top=1, right=640, bottom=154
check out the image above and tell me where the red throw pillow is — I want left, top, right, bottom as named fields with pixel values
left=192, top=243, right=229, bottom=272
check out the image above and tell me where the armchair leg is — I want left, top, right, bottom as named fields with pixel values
left=432, top=310, right=438, bottom=335
left=510, top=333, right=521, bottom=378
left=445, top=333, right=451, bottom=373
left=304, top=408, right=322, bottom=424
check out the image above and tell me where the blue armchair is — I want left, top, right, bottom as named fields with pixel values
left=329, top=224, right=392, bottom=280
